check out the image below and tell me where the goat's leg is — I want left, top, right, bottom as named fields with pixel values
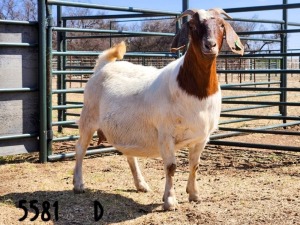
left=73, top=126, right=94, bottom=193
left=127, top=156, right=150, bottom=192
left=186, top=142, right=206, bottom=202
left=159, top=134, right=177, bottom=211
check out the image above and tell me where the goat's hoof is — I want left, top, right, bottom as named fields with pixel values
left=137, top=182, right=151, bottom=192
left=188, top=194, right=200, bottom=202
left=73, top=184, right=85, bottom=194
left=163, top=197, right=178, bottom=211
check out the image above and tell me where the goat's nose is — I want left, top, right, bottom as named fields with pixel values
left=204, top=39, right=217, bottom=50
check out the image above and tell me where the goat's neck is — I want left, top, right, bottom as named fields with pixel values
left=176, top=44, right=219, bottom=100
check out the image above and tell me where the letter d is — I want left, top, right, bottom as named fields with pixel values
left=94, top=201, right=104, bottom=221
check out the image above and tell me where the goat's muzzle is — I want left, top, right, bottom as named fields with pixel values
left=202, top=38, right=218, bottom=56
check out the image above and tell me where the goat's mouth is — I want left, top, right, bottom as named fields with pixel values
left=202, top=50, right=218, bottom=58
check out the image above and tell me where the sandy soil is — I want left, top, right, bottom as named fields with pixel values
left=1, top=129, right=300, bottom=225
left=0, top=68, right=299, bottom=225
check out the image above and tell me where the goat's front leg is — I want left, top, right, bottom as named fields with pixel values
left=186, top=142, right=206, bottom=202
left=127, top=156, right=150, bottom=192
left=159, top=134, right=177, bottom=211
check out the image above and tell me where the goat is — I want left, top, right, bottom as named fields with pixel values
left=73, top=8, right=244, bottom=211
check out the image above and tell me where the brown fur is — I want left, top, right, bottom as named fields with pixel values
left=176, top=14, right=223, bottom=100
left=107, top=41, right=126, bottom=61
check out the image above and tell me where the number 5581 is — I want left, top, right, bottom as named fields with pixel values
left=18, top=200, right=58, bottom=221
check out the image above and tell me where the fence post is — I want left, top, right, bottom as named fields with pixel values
left=182, top=0, right=189, bottom=22
left=280, top=0, right=288, bottom=123
left=38, top=0, right=48, bottom=163
left=57, top=5, right=63, bottom=133
left=46, top=3, right=54, bottom=158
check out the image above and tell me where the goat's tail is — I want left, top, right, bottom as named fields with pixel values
left=93, top=41, right=126, bottom=73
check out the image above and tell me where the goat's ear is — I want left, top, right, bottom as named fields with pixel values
left=224, top=21, right=244, bottom=55
left=170, top=22, right=190, bottom=52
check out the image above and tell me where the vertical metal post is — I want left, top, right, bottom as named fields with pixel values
left=182, top=0, right=189, bottom=23
left=110, top=21, right=112, bottom=47
left=38, top=0, right=47, bottom=163
left=46, top=4, right=53, bottom=157
left=280, top=0, right=288, bottom=122
left=57, top=5, right=63, bottom=133
left=62, top=19, right=67, bottom=124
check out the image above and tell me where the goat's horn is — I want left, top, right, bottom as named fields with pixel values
left=176, top=9, right=197, bottom=21
left=209, top=8, right=232, bottom=19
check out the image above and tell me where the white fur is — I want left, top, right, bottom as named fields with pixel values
left=197, top=9, right=213, bottom=21
left=73, top=52, right=221, bottom=210
left=73, top=10, right=226, bottom=211
left=83, top=56, right=220, bottom=157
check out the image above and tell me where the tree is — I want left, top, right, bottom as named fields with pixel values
left=127, top=18, right=175, bottom=52
left=0, top=0, right=37, bottom=20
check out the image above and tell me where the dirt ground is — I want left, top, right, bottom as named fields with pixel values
left=1, top=125, right=300, bottom=225
left=1, top=72, right=299, bottom=224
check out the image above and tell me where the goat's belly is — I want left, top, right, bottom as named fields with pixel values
left=100, top=121, right=160, bottom=157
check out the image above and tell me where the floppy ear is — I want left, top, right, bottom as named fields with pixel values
left=170, top=22, right=190, bottom=52
left=224, top=21, right=244, bottom=55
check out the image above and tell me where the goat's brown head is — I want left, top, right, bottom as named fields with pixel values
left=174, top=8, right=244, bottom=57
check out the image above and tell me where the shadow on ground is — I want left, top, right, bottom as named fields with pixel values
left=0, top=189, right=160, bottom=224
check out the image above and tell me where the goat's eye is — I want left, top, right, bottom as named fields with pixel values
left=220, top=24, right=225, bottom=29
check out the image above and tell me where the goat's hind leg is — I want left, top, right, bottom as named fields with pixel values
left=73, top=120, right=95, bottom=193
left=127, top=156, right=150, bottom=192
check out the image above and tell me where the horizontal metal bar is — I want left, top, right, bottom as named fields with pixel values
left=220, top=114, right=300, bottom=120
left=52, top=88, right=84, bottom=94
left=225, top=3, right=300, bottom=13
left=217, top=69, right=300, bottom=74
left=208, top=140, right=300, bottom=152
left=222, top=92, right=281, bottom=100
left=238, top=28, right=300, bottom=36
left=221, top=105, right=274, bottom=113
left=65, top=66, right=93, bottom=69
left=222, top=100, right=300, bottom=106
left=52, top=51, right=177, bottom=57
left=65, top=113, right=80, bottom=117
left=52, top=133, right=100, bottom=142
left=0, top=42, right=38, bottom=47
left=47, top=0, right=180, bottom=15
left=65, top=33, right=167, bottom=39
left=239, top=37, right=281, bottom=42
left=211, top=121, right=300, bottom=140
left=219, top=52, right=297, bottom=58
left=0, top=88, right=38, bottom=93
left=221, top=87, right=300, bottom=92
left=0, top=19, right=38, bottom=25
left=62, top=124, right=79, bottom=129
left=52, top=27, right=175, bottom=37
left=219, top=127, right=300, bottom=136
left=52, top=70, right=93, bottom=75
left=230, top=17, right=285, bottom=24
left=52, top=120, right=76, bottom=126
left=64, top=79, right=88, bottom=83
left=221, top=81, right=280, bottom=88
left=52, top=104, right=83, bottom=110
left=0, top=133, right=38, bottom=141
left=48, top=147, right=119, bottom=161
left=62, top=13, right=170, bottom=21
left=219, top=117, right=258, bottom=125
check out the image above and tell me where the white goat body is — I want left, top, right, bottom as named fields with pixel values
left=84, top=55, right=220, bottom=157
left=73, top=8, right=244, bottom=211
